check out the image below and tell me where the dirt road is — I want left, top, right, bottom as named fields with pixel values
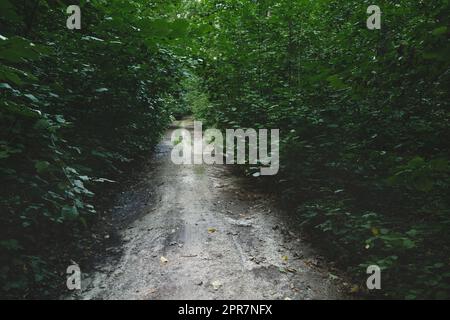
left=75, top=119, right=345, bottom=300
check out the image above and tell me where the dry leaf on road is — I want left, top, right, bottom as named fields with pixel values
left=207, top=227, right=217, bottom=234
left=160, top=256, right=168, bottom=264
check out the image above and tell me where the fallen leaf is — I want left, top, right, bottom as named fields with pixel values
left=350, top=284, right=360, bottom=293
left=286, top=267, right=297, bottom=273
left=328, top=273, right=339, bottom=280
left=144, top=288, right=157, bottom=295
left=278, top=267, right=287, bottom=273
left=208, top=227, right=217, bottom=234
left=211, top=280, right=222, bottom=290
left=160, top=256, right=168, bottom=264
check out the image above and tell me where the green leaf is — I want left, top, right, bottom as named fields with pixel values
left=326, top=75, right=348, bottom=90
left=35, top=161, right=50, bottom=173
left=61, top=205, right=79, bottom=220
left=33, top=118, right=52, bottom=130
left=0, top=37, right=40, bottom=63
left=139, top=19, right=171, bottom=38
left=0, top=65, right=37, bottom=85
left=402, top=239, right=416, bottom=249
left=407, top=156, right=425, bottom=168
left=24, top=93, right=39, bottom=103
left=0, top=82, right=13, bottom=90
left=0, top=239, right=22, bottom=251
left=431, top=26, right=447, bottom=36
left=1, top=100, right=40, bottom=118
left=414, top=177, right=433, bottom=192
left=0, top=0, right=20, bottom=22
left=169, top=19, right=189, bottom=38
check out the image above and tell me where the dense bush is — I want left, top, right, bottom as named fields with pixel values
left=0, top=0, right=187, bottom=298
left=190, top=0, right=450, bottom=299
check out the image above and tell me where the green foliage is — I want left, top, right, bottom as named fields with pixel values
left=0, top=0, right=188, bottom=298
left=180, top=73, right=211, bottom=122
left=190, top=0, right=450, bottom=299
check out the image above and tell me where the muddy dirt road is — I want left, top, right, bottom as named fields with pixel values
left=75, top=119, right=346, bottom=300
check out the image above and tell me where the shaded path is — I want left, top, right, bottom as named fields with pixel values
left=76, top=119, right=346, bottom=300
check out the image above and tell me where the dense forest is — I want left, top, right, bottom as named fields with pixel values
left=1, top=0, right=449, bottom=300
